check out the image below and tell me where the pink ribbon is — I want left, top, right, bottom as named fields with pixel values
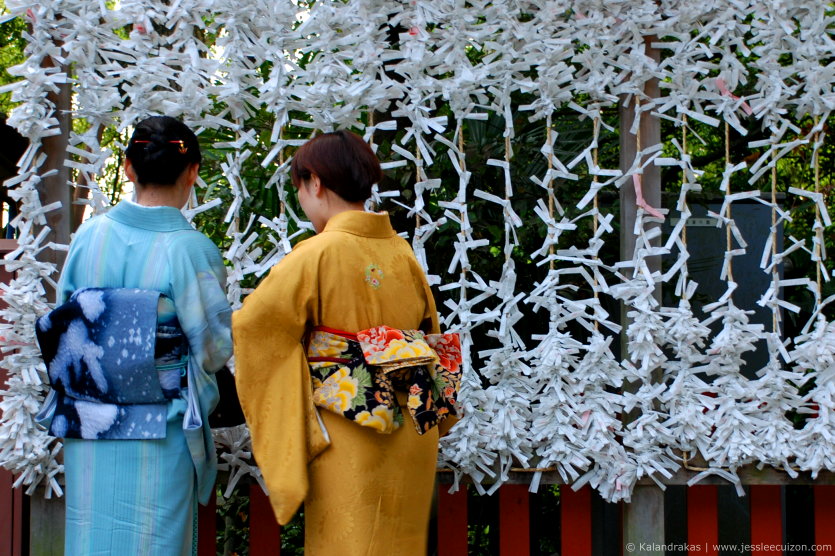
left=716, top=78, right=753, bottom=116
left=0, top=336, right=32, bottom=347
left=633, top=174, right=664, bottom=220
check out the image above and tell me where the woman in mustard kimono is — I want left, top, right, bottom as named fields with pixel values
left=233, top=130, right=461, bottom=555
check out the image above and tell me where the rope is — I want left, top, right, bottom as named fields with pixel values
left=771, top=148, right=779, bottom=335
left=415, top=142, right=422, bottom=230
left=279, top=126, right=286, bottom=219
left=680, top=116, right=695, bottom=469
left=592, top=116, right=600, bottom=329
left=725, top=122, right=734, bottom=283
left=814, top=116, right=822, bottom=301
left=681, top=115, right=688, bottom=247
left=635, top=99, right=642, bottom=171
left=504, top=128, right=512, bottom=263
left=367, top=112, right=377, bottom=212
left=546, top=117, right=555, bottom=271
left=458, top=124, right=470, bottom=298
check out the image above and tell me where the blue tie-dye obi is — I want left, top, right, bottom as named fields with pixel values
left=35, top=288, right=189, bottom=440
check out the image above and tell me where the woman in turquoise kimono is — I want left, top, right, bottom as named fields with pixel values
left=40, top=116, right=233, bottom=555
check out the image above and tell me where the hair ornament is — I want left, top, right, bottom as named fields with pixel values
left=131, top=139, right=188, bottom=154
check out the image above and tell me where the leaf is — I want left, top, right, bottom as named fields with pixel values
left=352, top=364, right=373, bottom=389
left=432, top=370, right=446, bottom=397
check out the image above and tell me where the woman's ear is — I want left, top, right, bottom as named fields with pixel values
left=308, top=173, right=324, bottom=197
left=124, top=159, right=138, bottom=184
left=184, top=163, right=199, bottom=187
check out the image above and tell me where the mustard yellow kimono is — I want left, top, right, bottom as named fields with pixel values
left=233, top=210, right=445, bottom=555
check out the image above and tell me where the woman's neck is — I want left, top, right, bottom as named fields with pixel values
left=134, top=183, right=189, bottom=209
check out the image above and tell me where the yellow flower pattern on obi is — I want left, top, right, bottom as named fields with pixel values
left=358, top=327, right=437, bottom=371
left=311, top=366, right=359, bottom=413
left=355, top=405, right=398, bottom=433
left=307, top=325, right=463, bottom=435
left=308, top=329, right=351, bottom=359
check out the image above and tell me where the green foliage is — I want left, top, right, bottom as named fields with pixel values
left=216, top=487, right=250, bottom=555
left=0, top=2, right=25, bottom=116
left=213, top=486, right=305, bottom=556
left=280, top=511, right=305, bottom=556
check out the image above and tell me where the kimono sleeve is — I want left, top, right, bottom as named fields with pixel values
left=168, top=232, right=232, bottom=504
left=168, top=232, right=233, bottom=373
left=232, top=243, right=330, bottom=525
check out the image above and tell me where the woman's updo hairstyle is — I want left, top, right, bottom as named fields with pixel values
left=290, top=130, right=382, bottom=203
left=125, top=116, right=201, bottom=186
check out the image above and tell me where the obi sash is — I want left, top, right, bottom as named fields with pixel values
left=35, top=288, right=188, bottom=440
left=307, top=325, right=462, bottom=435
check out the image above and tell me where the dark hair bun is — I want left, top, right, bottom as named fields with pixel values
left=290, top=130, right=382, bottom=203
left=126, top=116, right=201, bottom=186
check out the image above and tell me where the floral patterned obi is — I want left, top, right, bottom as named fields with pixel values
left=307, top=325, right=462, bottom=435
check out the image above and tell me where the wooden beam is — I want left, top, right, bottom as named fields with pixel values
left=446, top=467, right=835, bottom=486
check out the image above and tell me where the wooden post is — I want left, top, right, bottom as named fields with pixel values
left=619, top=36, right=665, bottom=556
left=249, top=484, right=281, bottom=555
left=499, top=484, right=530, bottom=556
left=561, top=486, right=592, bottom=556
left=197, top=490, right=217, bottom=556
left=437, top=485, right=468, bottom=556
left=687, top=485, right=718, bottom=555
left=27, top=495, right=64, bottom=556
left=0, top=468, right=23, bottom=556
left=26, top=30, right=72, bottom=556
left=35, top=51, right=72, bottom=291
left=814, top=485, right=834, bottom=554
left=750, top=485, right=782, bottom=556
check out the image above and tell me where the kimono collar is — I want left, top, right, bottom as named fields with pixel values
left=322, top=210, right=395, bottom=239
left=106, top=200, right=194, bottom=232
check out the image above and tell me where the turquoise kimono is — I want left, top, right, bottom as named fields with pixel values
left=47, top=200, right=232, bottom=556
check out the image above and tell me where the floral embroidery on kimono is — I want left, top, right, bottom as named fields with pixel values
left=364, top=263, right=384, bottom=289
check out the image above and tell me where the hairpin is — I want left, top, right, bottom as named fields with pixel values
left=132, top=139, right=188, bottom=154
